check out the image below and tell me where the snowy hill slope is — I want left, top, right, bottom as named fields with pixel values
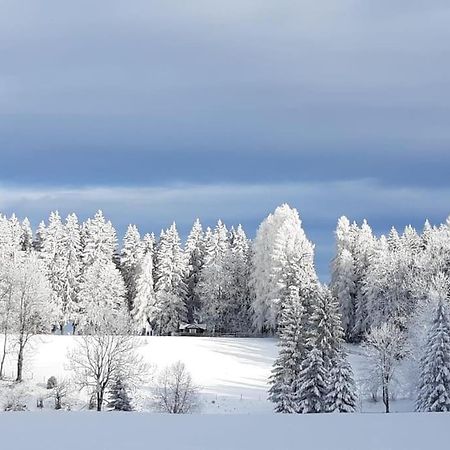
left=0, top=336, right=414, bottom=413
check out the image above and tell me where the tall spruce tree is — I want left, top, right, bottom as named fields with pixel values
left=184, top=219, right=204, bottom=324
left=417, top=276, right=450, bottom=412
left=153, top=223, right=188, bottom=334
left=131, top=252, right=155, bottom=334
left=120, top=224, right=143, bottom=311
left=326, top=350, right=357, bottom=413
left=269, top=286, right=307, bottom=413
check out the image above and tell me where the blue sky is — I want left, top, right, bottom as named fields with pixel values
left=1, top=1, right=450, bottom=279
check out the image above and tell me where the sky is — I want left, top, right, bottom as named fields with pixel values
left=1, top=0, right=450, bottom=279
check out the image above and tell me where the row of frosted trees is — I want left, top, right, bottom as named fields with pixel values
left=0, top=211, right=253, bottom=338
left=1, top=205, right=450, bottom=412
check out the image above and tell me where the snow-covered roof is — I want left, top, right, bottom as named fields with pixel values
left=179, top=323, right=207, bottom=330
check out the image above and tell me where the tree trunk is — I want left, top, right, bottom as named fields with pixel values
left=97, top=390, right=104, bottom=411
left=0, top=326, right=9, bottom=379
left=16, top=342, right=24, bottom=382
left=383, top=383, right=390, bottom=413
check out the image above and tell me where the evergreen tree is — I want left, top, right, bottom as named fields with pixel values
left=331, top=248, right=356, bottom=340
left=417, top=276, right=450, bottom=412
left=20, top=218, right=33, bottom=253
left=153, top=223, right=188, bottom=334
left=41, top=211, right=66, bottom=329
left=131, top=252, right=155, bottom=334
left=78, top=259, right=127, bottom=333
left=107, top=378, right=133, bottom=411
left=120, top=224, right=143, bottom=311
left=326, top=350, right=357, bottom=413
left=61, top=214, right=82, bottom=327
left=269, top=286, right=307, bottom=413
left=184, top=219, right=204, bottom=323
left=224, top=225, right=252, bottom=333
left=33, top=221, right=47, bottom=252
left=196, top=220, right=230, bottom=332
left=81, top=210, right=117, bottom=268
left=296, top=346, right=329, bottom=414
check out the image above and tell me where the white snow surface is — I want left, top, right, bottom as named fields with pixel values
left=0, top=411, right=449, bottom=450
left=0, top=336, right=417, bottom=413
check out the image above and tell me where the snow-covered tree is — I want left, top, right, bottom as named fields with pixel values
left=365, top=322, right=407, bottom=413
left=296, top=346, right=329, bottom=414
left=196, top=220, right=230, bottom=332
left=69, top=333, right=146, bottom=411
left=184, top=219, right=204, bottom=324
left=251, top=204, right=317, bottom=333
left=269, top=286, right=307, bottom=413
left=81, top=210, right=117, bottom=268
left=153, top=223, right=188, bottom=334
left=326, top=350, right=357, bottom=413
left=78, top=259, right=127, bottom=334
left=223, top=225, right=252, bottom=333
left=60, top=213, right=82, bottom=327
left=107, top=377, right=133, bottom=411
left=20, top=218, right=33, bottom=253
left=416, top=275, right=450, bottom=412
left=12, top=253, right=57, bottom=381
left=131, top=252, right=155, bottom=334
left=120, top=224, right=143, bottom=311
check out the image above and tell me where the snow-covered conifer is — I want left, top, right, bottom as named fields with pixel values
left=153, top=223, right=188, bottom=334
left=416, top=274, right=450, bottom=412
left=120, top=224, right=143, bottom=311
left=269, top=286, right=307, bottom=413
left=107, top=378, right=133, bottom=411
left=184, top=219, right=204, bottom=323
left=131, top=252, right=155, bottom=334
left=326, top=350, right=357, bottom=412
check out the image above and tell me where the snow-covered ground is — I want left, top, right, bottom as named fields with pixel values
left=0, top=411, right=449, bottom=450
left=0, top=336, right=416, bottom=414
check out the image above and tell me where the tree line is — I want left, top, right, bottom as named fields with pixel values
left=1, top=205, right=450, bottom=414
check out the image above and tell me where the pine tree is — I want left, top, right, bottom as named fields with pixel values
left=131, top=252, right=155, bottom=334
left=296, top=346, right=329, bottom=414
left=41, top=211, right=66, bottom=329
left=107, top=378, right=133, bottom=411
left=331, top=248, right=356, bottom=340
left=81, top=210, right=117, bottom=268
left=78, top=259, right=127, bottom=333
left=153, top=223, right=188, bottom=334
left=33, top=221, right=47, bottom=252
left=184, top=219, right=204, bottom=324
left=120, top=224, right=143, bottom=311
left=224, top=225, right=252, bottom=333
left=20, top=218, right=33, bottom=253
left=417, top=277, right=450, bottom=412
left=196, top=220, right=230, bottom=333
left=326, top=350, right=357, bottom=413
left=61, top=214, right=82, bottom=327
left=311, top=286, right=344, bottom=371
left=269, top=286, right=307, bottom=413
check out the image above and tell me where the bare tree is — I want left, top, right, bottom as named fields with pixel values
left=365, top=322, right=408, bottom=413
left=52, top=379, right=70, bottom=410
left=0, top=259, right=15, bottom=379
left=12, top=254, right=56, bottom=382
left=154, top=361, right=199, bottom=413
left=68, top=333, right=147, bottom=411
